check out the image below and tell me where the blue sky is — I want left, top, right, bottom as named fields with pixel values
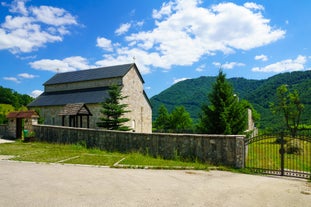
left=0, top=0, right=310, bottom=98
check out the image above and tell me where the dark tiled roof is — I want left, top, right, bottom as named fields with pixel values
left=28, top=87, right=109, bottom=107
left=44, top=63, right=137, bottom=85
left=6, top=110, right=39, bottom=118
left=59, top=103, right=92, bottom=116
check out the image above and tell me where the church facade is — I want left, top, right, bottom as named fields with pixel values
left=28, top=63, right=152, bottom=133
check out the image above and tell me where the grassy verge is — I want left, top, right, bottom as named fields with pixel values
left=116, top=152, right=210, bottom=170
left=0, top=141, right=211, bottom=170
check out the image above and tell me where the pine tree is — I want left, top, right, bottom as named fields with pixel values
left=198, top=70, right=247, bottom=134
left=97, top=85, right=131, bottom=131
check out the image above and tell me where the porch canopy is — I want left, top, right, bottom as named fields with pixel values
left=59, top=103, right=92, bottom=128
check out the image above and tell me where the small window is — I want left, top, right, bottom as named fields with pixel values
left=132, top=120, right=136, bottom=132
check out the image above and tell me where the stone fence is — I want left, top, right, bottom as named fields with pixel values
left=0, top=124, right=7, bottom=137
left=33, top=124, right=245, bottom=168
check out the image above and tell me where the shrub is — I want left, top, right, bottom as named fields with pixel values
left=286, top=140, right=303, bottom=155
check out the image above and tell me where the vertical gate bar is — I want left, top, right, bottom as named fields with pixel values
left=257, top=136, right=264, bottom=168
left=292, top=136, right=294, bottom=176
left=268, top=135, right=270, bottom=171
left=310, top=135, right=311, bottom=178
left=262, top=136, right=264, bottom=170
left=299, top=137, right=301, bottom=176
left=296, top=137, right=298, bottom=175
left=280, top=133, right=285, bottom=176
left=302, top=135, right=305, bottom=176
left=304, top=137, right=306, bottom=176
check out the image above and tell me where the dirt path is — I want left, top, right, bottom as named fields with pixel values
left=0, top=138, right=15, bottom=144
left=0, top=160, right=310, bottom=207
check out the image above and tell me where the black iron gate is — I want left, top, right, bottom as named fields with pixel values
left=245, top=132, right=311, bottom=179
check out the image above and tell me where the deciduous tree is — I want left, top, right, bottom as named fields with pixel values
left=153, top=104, right=170, bottom=132
left=169, top=106, right=193, bottom=132
left=270, top=84, right=304, bottom=137
left=153, top=105, right=193, bottom=133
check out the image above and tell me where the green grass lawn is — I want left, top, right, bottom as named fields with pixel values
left=0, top=141, right=211, bottom=170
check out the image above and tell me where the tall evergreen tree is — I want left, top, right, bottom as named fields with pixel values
left=198, top=70, right=247, bottom=134
left=97, top=85, right=131, bottom=131
left=153, top=104, right=170, bottom=132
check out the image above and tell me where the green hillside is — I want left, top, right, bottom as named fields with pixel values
left=150, top=71, right=311, bottom=129
left=0, top=86, right=34, bottom=124
left=0, top=86, right=34, bottom=108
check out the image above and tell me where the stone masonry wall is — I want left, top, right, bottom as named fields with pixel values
left=0, top=124, right=7, bottom=136
left=122, top=66, right=152, bottom=133
left=36, top=104, right=100, bottom=128
left=33, top=124, right=245, bottom=168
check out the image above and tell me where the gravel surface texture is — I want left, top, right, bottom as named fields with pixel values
left=0, top=158, right=310, bottom=207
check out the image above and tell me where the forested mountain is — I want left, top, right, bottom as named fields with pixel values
left=0, top=86, right=33, bottom=108
left=0, top=86, right=34, bottom=124
left=150, top=71, right=311, bottom=129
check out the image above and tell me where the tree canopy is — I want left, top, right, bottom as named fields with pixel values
left=270, top=84, right=304, bottom=137
left=153, top=105, right=193, bottom=133
left=0, top=86, right=34, bottom=124
left=198, top=70, right=248, bottom=134
left=0, top=86, right=33, bottom=109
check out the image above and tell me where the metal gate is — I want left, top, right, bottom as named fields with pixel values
left=245, top=132, right=311, bottom=179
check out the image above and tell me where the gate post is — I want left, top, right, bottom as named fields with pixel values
left=235, top=136, right=245, bottom=168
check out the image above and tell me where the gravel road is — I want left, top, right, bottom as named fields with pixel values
left=0, top=158, right=310, bottom=207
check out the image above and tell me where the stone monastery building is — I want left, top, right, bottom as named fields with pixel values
left=28, top=63, right=152, bottom=133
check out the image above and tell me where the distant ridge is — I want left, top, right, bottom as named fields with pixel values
left=150, top=71, right=311, bottom=129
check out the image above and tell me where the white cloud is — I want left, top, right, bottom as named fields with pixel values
left=195, top=64, right=205, bottom=72
left=3, top=77, right=20, bottom=83
left=115, top=23, right=131, bottom=36
left=30, top=89, right=43, bottom=98
left=136, top=21, right=144, bottom=27
left=31, top=6, right=77, bottom=26
left=0, top=0, right=78, bottom=53
left=243, top=2, right=264, bottom=11
left=98, top=0, right=285, bottom=73
left=173, top=77, right=188, bottom=84
left=2, top=72, right=38, bottom=84
left=213, top=61, right=245, bottom=69
left=95, top=48, right=153, bottom=74
left=18, top=73, right=38, bottom=79
left=8, top=0, right=28, bottom=15
left=152, top=1, right=174, bottom=19
left=252, top=55, right=307, bottom=73
left=96, top=37, right=113, bottom=51
left=30, top=56, right=93, bottom=72
left=255, top=54, right=268, bottom=61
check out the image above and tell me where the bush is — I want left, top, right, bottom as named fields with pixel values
left=286, top=140, right=303, bottom=155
